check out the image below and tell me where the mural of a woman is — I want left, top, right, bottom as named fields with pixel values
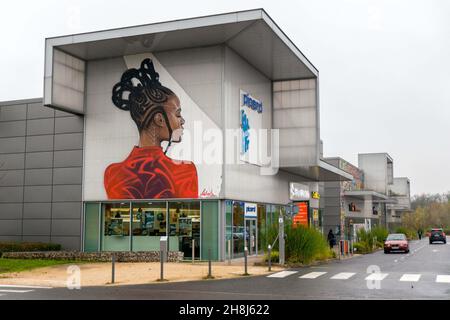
left=104, top=58, right=198, bottom=199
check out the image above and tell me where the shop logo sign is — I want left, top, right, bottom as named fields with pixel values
left=290, top=183, right=310, bottom=201
left=244, top=203, right=257, bottom=218
left=242, top=93, right=263, bottom=113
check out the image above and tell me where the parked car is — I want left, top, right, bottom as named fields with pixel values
left=384, top=233, right=409, bottom=253
left=429, top=228, right=446, bottom=244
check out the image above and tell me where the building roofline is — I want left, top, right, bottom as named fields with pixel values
left=358, top=152, right=394, bottom=162
left=45, top=8, right=318, bottom=75
left=0, top=97, right=42, bottom=106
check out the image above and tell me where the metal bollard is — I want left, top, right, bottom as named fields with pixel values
left=244, top=247, right=249, bottom=276
left=228, top=239, right=231, bottom=265
left=160, top=250, right=164, bottom=281
left=268, top=244, right=272, bottom=272
left=111, top=253, right=115, bottom=284
left=207, top=248, right=213, bottom=279
left=192, top=239, right=195, bottom=264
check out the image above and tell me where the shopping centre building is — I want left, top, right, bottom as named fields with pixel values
left=323, top=153, right=411, bottom=240
left=1, top=9, right=359, bottom=260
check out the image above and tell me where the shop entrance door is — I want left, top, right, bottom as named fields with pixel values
left=244, top=219, right=257, bottom=256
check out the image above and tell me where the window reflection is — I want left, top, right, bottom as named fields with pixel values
left=131, top=202, right=167, bottom=237
left=232, top=201, right=245, bottom=258
left=169, top=202, right=200, bottom=259
left=104, top=203, right=130, bottom=236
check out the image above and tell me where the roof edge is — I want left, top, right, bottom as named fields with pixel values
left=0, top=97, right=43, bottom=106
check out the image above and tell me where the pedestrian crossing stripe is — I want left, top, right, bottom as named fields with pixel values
left=365, top=273, right=388, bottom=281
left=330, top=272, right=355, bottom=280
left=436, top=275, right=450, bottom=283
left=267, top=272, right=450, bottom=284
left=0, top=284, right=52, bottom=289
left=400, top=274, right=421, bottom=282
left=0, top=289, right=34, bottom=293
left=299, top=272, right=327, bottom=279
left=267, top=271, right=298, bottom=278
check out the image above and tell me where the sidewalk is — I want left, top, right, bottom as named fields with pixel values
left=0, top=256, right=285, bottom=288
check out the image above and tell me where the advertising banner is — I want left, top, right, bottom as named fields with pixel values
left=83, top=53, right=222, bottom=200
left=293, top=202, right=308, bottom=227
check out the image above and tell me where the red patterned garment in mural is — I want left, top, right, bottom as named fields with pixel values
left=104, top=146, right=198, bottom=199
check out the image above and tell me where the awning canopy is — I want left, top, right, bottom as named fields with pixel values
left=44, top=9, right=317, bottom=88
left=344, top=190, right=390, bottom=201
left=282, top=160, right=353, bottom=182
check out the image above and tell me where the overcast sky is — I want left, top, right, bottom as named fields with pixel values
left=1, top=0, right=449, bottom=196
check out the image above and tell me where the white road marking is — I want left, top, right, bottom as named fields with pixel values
left=436, top=275, right=450, bottom=283
left=0, top=289, right=34, bottom=293
left=0, top=284, right=52, bottom=289
left=432, top=249, right=439, bottom=253
left=400, top=274, right=421, bottom=282
left=267, top=271, right=298, bottom=278
left=300, top=272, right=327, bottom=279
left=365, top=273, right=388, bottom=281
left=330, top=272, right=355, bottom=280
left=394, top=260, right=398, bottom=263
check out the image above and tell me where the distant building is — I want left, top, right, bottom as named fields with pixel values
left=323, top=153, right=411, bottom=240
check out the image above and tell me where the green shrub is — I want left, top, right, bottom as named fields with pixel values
left=371, top=227, right=389, bottom=244
left=394, top=227, right=417, bottom=240
left=352, top=241, right=370, bottom=254
left=263, top=250, right=279, bottom=263
left=284, top=223, right=331, bottom=264
left=0, top=242, right=61, bottom=256
left=354, top=227, right=389, bottom=253
left=356, top=229, right=375, bottom=251
left=259, top=223, right=279, bottom=252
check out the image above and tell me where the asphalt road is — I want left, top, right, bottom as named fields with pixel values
left=2, top=237, right=450, bottom=300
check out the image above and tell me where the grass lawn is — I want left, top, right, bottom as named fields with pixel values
left=0, top=258, right=83, bottom=274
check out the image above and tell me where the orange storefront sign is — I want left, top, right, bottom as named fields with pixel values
left=293, top=202, right=308, bottom=227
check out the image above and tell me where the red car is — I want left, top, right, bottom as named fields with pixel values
left=384, top=233, right=409, bottom=254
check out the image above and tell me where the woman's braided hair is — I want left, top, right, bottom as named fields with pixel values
left=112, top=58, right=174, bottom=133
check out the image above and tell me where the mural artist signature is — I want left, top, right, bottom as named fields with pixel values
left=200, top=189, right=217, bottom=198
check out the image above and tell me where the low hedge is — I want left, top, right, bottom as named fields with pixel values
left=0, top=242, right=61, bottom=256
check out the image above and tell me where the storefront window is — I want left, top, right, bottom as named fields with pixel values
left=225, top=201, right=233, bottom=259
left=102, top=202, right=131, bottom=251
left=201, top=201, right=219, bottom=260
left=169, top=201, right=200, bottom=259
left=131, top=202, right=167, bottom=251
left=273, top=205, right=280, bottom=229
left=232, top=201, right=245, bottom=258
left=84, top=203, right=100, bottom=252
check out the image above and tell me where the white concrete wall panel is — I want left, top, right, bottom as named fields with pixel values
left=358, top=154, right=388, bottom=195
left=223, top=47, right=300, bottom=204
left=52, top=49, right=85, bottom=114
left=273, top=79, right=318, bottom=167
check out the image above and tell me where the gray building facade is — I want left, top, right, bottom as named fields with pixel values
left=0, top=98, right=83, bottom=249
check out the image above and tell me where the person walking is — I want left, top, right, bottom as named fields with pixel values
left=418, top=229, right=423, bottom=240
left=328, top=229, right=336, bottom=249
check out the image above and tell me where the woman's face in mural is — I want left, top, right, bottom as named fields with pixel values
left=151, top=94, right=185, bottom=143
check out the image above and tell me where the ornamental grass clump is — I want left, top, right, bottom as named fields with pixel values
left=284, top=223, right=331, bottom=265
